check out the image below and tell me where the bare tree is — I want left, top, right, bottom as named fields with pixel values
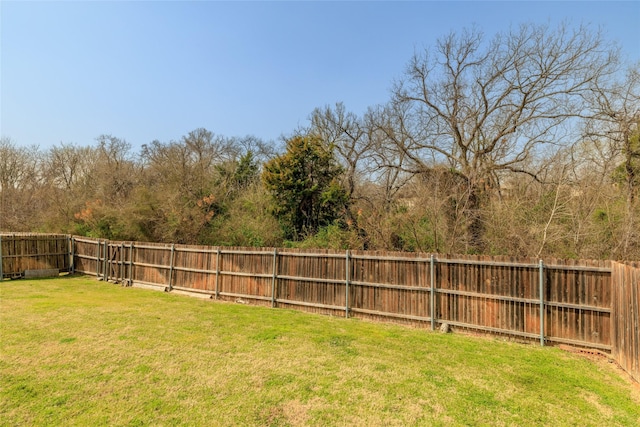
left=308, top=103, right=422, bottom=248
left=94, top=135, right=139, bottom=203
left=0, top=138, right=43, bottom=231
left=388, top=23, right=620, bottom=252
left=584, top=63, right=640, bottom=258
left=364, top=105, right=419, bottom=208
left=41, top=143, right=99, bottom=231
left=309, top=103, right=372, bottom=200
left=587, top=64, right=640, bottom=200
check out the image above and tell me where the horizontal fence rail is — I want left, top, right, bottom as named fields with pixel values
left=1, top=234, right=636, bottom=382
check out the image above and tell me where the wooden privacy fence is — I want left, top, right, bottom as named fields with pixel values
left=2, top=234, right=635, bottom=381
left=72, top=237, right=615, bottom=353
left=0, top=234, right=72, bottom=279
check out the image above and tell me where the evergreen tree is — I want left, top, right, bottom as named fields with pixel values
left=262, top=136, right=348, bottom=240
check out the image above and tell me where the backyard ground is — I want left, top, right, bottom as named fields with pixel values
left=1, top=275, right=639, bottom=426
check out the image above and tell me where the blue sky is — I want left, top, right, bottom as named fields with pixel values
left=2, top=1, right=639, bottom=152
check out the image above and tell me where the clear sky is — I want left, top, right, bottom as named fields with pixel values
left=2, top=1, right=639, bottom=152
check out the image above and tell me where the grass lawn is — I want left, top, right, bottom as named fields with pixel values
left=1, top=275, right=639, bottom=426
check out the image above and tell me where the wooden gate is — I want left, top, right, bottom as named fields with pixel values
left=95, top=240, right=132, bottom=285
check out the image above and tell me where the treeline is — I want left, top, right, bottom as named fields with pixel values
left=2, top=23, right=639, bottom=260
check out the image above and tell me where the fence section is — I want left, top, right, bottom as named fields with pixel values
left=612, top=262, right=640, bottom=382
left=216, top=247, right=274, bottom=304
left=0, top=234, right=71, bottom=278
left=72, top=237, right=100, bottom=275
left=70, top=237, right=617, bottom=350
left=434, top=256, right=542, bottom=343
left=277, top=249, right=349, bottom=316
left=171, top=244, right=217, bottom=295
left=545, top=258, right=612, bottom=350
left=350, top=251, right=432, bottom=324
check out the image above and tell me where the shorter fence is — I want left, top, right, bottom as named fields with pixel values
left=0, top=234, right=72, bottom=279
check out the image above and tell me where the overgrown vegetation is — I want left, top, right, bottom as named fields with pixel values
left=1, top=22, right=639, bottom=260
left=1, top=276, right=639, bottom=426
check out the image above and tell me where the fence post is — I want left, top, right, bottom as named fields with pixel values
left=539, top=259, right=545, bottom=347
left=215, top=248, right=221, bottom=300
left=168, top=244, right=175, bottom=291
left=102, top=240, right=106, bottom=280
left=0, top=235, right=3, bottom=281
left=95, top=240, right=100, bottom=278
left=271, top=248, right=278, bottom=308
left=118, top=242, right=127, bottom=283
left=430, top=254, right=435, bottom=331
left=98, top=240, right=102, bottom=279
left=68, top=235, right=74, bottom=274
left=98, top=239, right=101, bottom=278
left=345, top=250, right=350, bottom=318
left=103, top=240, right=109, bottom=281
left=115, top=242, right=120, bottom=281
left=128, top=243, right=134, bottom=286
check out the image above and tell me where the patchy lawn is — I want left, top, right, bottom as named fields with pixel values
left=1, top=275, right=639, bottom=426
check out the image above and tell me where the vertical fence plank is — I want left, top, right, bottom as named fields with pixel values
left=430, top=254, right=435, bottom=330
left=103, top=240, right=109, bottom=281
left=539, top=259, right=545, bottom=346
left=118, top=242, right=123, bottom=282
left=68, top=235, right=73, bottom=274
left=271, top=248, right=278, bottom=308
left=345, top=250, right=350, bottom=318
left=96, top=240, right=101, bottom=278
left=168, top=244, right=175, bottom=291
left=0, top=235, right=3, bottom=280
left=128, top=243, right=134, bottom=285
left=215, top=248, right=220, bottom=300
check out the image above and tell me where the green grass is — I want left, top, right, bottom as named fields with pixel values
left=1, top=276, right=639, bottom=426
